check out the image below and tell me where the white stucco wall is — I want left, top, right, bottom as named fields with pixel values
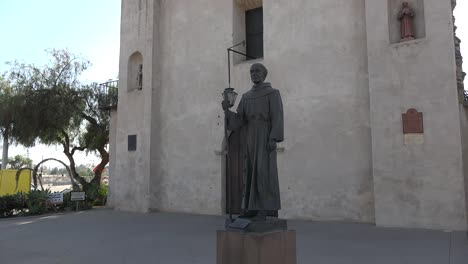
left=148, top=0, right=231, bottom=215
left=366, top=0, right=466, bottom=230
left=232, top=0, right=374, bottom=222
left=112, top=0, right=466, bottom=230
left=459, top=105, right=468, bottom=231
left=144, top=0, right=374, bottom=222
left=107, top=109, right=118, bottom=208
left=112, top=0, right=156, bottom=212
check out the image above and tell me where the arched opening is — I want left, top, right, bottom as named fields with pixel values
left=127, top=51, right=143, bottom=92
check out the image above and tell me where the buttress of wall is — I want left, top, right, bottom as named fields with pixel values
left=366, top=0, right=466, bottom=230
left=230, top=0, right=374, bottom=223
left=454, top=0, right=468, bottom=234
left=149, top=0, right=232, bottom=214
left=107, top=109, right=118, bottom=208
left=459, top=105, right=468, bottom=232
left=113, top=0, right=155, bottom=212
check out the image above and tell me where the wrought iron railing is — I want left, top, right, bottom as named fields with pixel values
left=98, top=80, right=118, bottom=110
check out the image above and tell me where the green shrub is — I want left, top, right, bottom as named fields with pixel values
left=82, top=183, right=108, bottom=209
left=0, top=186, right=105, bottom=217
left=0, top=195, right=16, bottom=217
left=93, top=184, right=108, bottom=206
left=26, top=190, right=50, bottom=215
left=0, top=193, right=26, bottom=218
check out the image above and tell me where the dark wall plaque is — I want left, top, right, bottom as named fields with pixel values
left=402, top=108, right=423, bottom=134
left=128, top=135, right=137, bottom=151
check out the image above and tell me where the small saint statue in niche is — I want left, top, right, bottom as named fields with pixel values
left=399, top=1, right=415, bottom=42
left=137, top=64, right=143, bottom=90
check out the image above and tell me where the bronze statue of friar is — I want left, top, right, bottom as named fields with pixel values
left=222, top=63, right=284, bottom=222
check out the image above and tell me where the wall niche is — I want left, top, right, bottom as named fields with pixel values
left=388, top=0, right=425, bottom=44
left=127, top=51, right=143, bottom=92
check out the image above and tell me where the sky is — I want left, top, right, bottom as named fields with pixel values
left=454, top=1, right=468, bottom=71
left=0, top=1, right=467, bottom=166
left=0, top=0, right=121, bottom=166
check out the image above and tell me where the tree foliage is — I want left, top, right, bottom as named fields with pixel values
left=0, top=155, right=33, bottom=169
left=0, top=76, right=23, bottom=169
left=0, top=77, right=16, bottom=136
left=6, top=49, right=111, bottom=204
left=6, top=49, right=89, bottom=147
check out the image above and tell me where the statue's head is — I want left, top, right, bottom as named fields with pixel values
left=402, top=1, right=409, bottom=7
left=250, top=63, right=268, bottom=85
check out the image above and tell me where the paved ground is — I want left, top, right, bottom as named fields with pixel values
left=0, top=209, right=467, bottom=264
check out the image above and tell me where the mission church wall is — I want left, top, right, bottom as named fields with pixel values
left=366, top=0, right=466, bottom=230
left=145, top=0, right=374, bottom=222
left=111, top=0, right=467, bottom=231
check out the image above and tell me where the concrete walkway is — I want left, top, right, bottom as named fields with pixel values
left=0, top=209, right=466, bottom=264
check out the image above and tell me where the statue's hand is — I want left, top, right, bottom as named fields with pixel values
left=222, top=100, right=231, bottom=110
left=267, top=140, right=277, bottom=152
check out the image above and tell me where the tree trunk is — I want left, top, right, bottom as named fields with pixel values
left=1, top=128, right=9, bottom=170
left=63, top=149, right=87, bottom=191
left=91, top=146, right=109, bottom=186
left=60, top=138, right=88, bottom=192
left=59, top=130, right=109, bottom=206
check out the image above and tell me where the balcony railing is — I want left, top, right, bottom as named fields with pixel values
left=98, top=80, right=118, bottom=110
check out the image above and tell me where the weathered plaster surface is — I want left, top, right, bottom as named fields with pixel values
left=366, top=0, right=466, bottom=230
left=112, top=0, right=155, bottom=212
left=454, top=0, right=468, bottom=233
left=458, top=105, right=468, bottom=232
left=148, top=0, right=231, bottom=215
left=111, top=0, right=467, bottom=230
left=238, top=0, right=374, bottom=222
left=146, top=0, right=374, bottom=222
left=107, top=109, right=118, bottom=208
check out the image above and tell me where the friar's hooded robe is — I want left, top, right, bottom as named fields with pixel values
left=226, top=82, right=284, bottom=211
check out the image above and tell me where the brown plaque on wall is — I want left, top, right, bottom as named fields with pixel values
left=402, top=108, right=423, bottom=134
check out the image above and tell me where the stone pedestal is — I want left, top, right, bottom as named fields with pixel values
left=217, top=229, right=296, bottom=264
